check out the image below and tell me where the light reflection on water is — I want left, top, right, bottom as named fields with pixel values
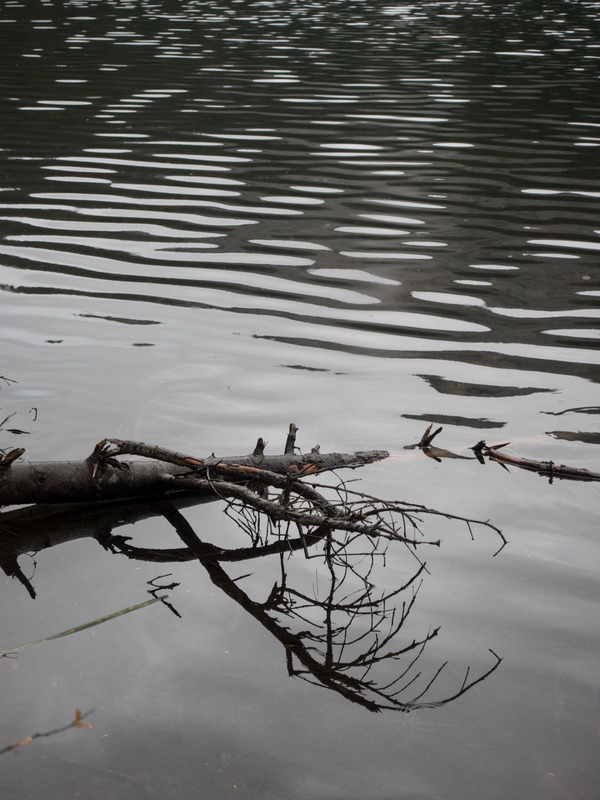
left=1, top=1, right=600, bottom=798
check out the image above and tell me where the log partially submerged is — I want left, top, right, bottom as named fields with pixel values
left=0, top=424, right=508, bottom=604
left=471, top=440, right=600, bottom=482
left=0, top=429, right=389, bottom=507
left=412, top=425, right=600, bottom=483
left=0, top=415, right=507, bottom=718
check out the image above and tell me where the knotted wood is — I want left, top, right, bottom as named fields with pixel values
left=0, top=442, right=389, bottom=507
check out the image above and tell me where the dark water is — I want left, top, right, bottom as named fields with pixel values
left=1, top=1, right=599, bottom=798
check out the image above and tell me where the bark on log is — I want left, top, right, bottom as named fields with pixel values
left=485, top=446, right=600, bottom=482
left=0, top=446, right=389, bottom=506
left=471, top=440, right=600, bottom=482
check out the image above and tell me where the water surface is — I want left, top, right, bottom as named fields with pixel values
left=1, top=2, right=599, bottom=798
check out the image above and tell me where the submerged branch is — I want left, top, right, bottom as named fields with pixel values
left=472, top=440, right=600, bottom=482
left=0, top=596, right=165, bottom=657
left=0, top=435, right=388, bottom=507
left=1, top=425, right=506, bottom=715
left=0, top=709, right=94, bottom=756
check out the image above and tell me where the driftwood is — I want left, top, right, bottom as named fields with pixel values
left=0, top=427, right=388, bottom=507
left=471, top=440, right=600, bottom=482
left=0, top=421, right=507, bottom=722
left=1, top=406, right=592, bottom=735
left=412, top=425, right=600, bottom=482
left=0, top=424, right=506, bottom=573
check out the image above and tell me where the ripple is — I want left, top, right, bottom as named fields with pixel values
left=108, top=187, right=306, bottom=217
left=311, top=151, right=392, bottom=159
left=58, top=155, right=235, bottom=171
left=412, top=292, right=485, bottom=307
left=319, top=143, right=383, bottom=151
left=30, top=100, right=93, bottom=107
left=528, top=239, right=600, bottom=252
left=335, top=226, right=410, bottom=236
left=202, top=133, right=282, bottom=141
left=470, top=264, right=519, bottom=272
left=259, top=195, right=325, bottom=206
left=30, top=195, right=259, bottom=226
left=528, top=253, right=581, bottom=260
left=309, top=269, right=401, bottom=286
left=257, top=325, right=600, bottom=369
left=495, top=50, right=545, bottom=57
left=360, top=214, right=426, bottom=226
left=489, top=307, right=600, bottom=320
left=45, top=176, right=113, bottom=185
left=111, top=182, right=241, bottom=198
left=6, top=235, right=220, bottom=258
left=0, top=215, right=224, bottom=239
left=0, top=243, right=316, bottom=271
left=0, top=247, right=374, bottom=305
left=289, top=185, right=345, bottom=194
left=542, top=329, right=600, bottom=340
left=347, top=114, right=449, bottom=123
left=3, top=0, right=600, bottom=394
left=432, top=142, right=474, bottom=148
left=401, top=240, right=447, bottom=247
left=250, top=239, right=330, bottom=251
left=165, top=176, right=245, bottom=188
left=154, top=152, right=252, bottom=164
left=366, top=200, right=446, bottom=211
left=340, top=251, right=432, bottom=260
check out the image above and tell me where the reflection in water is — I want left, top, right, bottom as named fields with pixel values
left=417, top=373, right=555, bottom=397
left=0, top=486, right=501, bottom=714
left=547, top=430, right=600, bottom=444
left=1, top=1, right=600, bottom=797
left=402, top=412, right=506, bottom=430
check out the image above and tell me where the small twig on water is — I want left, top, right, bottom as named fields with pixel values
left=0, top=709, right=94, bottom=756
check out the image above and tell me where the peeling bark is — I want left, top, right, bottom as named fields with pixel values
left=0, top=438, right=389, bottom=507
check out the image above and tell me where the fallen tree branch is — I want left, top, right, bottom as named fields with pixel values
left=413, top=424, right=600, bottom=483
left=0, top=424, right=506, bottom=715
left=471, top=440, right=600, bottom=482
left=0, top=426, right=506, bottom=586
left=0, top=429, right=389, bottom=507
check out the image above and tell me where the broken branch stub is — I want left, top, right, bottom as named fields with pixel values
left=0, top=425, right=506, bottom=556
left=1, top=424, right=508, bottom=711
left=0, top=431, right=389, bottom=507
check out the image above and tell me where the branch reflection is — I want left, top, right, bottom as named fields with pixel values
left=1, top=490, right=501, bottom=713
left=113, top=497, right=501, bottom=713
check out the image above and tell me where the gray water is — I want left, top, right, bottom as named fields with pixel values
left=1, top=1, right=599, bottom=798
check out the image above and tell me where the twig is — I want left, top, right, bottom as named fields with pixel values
left=0, top=709, right=94, bottom=756
left=0, top=596, right=165, bottom=657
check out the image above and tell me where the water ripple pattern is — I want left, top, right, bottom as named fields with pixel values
left=1, top=0, right=599, bottom=383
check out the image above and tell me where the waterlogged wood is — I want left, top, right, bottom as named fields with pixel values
left=0, top=442, right=389, bottom=506
left=0, top=458, right=185, bottom=506
left=94, top=436, right=388, bottom=475
left=0, top=493, right=217, bottom=557
left=482, top=444, right=600, bottom=482
left=414, top=426, right=600, bottom=483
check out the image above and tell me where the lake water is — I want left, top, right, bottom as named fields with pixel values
left=1, top=1, right=599, bottom=798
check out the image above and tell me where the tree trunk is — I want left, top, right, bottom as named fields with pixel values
left=0, top=444, right=389, bottom=507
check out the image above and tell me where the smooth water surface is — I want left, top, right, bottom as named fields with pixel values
left=1, top=2, right=599, bottom=798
